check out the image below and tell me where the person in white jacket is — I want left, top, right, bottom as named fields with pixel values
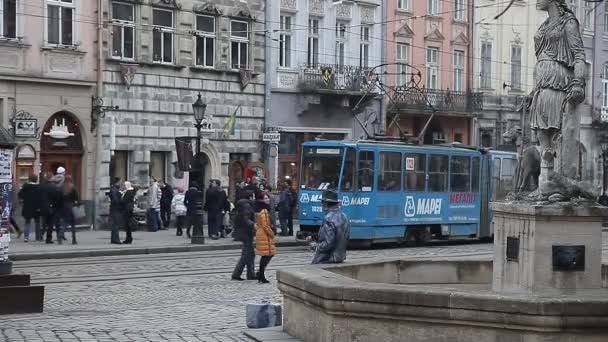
left=147, top=176, right=161, bottom=232
left=171, top=186, right=187, bottom=236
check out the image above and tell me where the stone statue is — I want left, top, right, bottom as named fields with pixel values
left=525, top=0, right=596, bottom=201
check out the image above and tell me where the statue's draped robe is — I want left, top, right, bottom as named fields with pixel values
left=530, top=12, right=585, bottom=179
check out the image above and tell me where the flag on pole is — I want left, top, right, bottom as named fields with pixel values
left=225, top=106, right=240, bottom=136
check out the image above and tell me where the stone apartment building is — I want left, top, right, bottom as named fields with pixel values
left=474, top=0, right=607, bottom=187
left=0, top=0, right=98, bottom=219
left=384, top=0, right=481, bottom=145
left=266, top=0, right=383, bottom=188
left=99, top=0, right=266, bottom=213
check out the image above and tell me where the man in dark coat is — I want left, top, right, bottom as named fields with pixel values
left=184, top=182, right=203, bottom=238
left=311, top=190, right=350, bottom=264
left=18, top=174, right=42, bottom=242
left=109, top=177, right=123, bottom=244
left=231, top=190, right=256, bottom=281
left=278, top=180, right=295, bottom=236
left=203, top=179, right=226, bottom=240
left=159, top=181, right=173, bottom=229
left=39, top=172, right=63, bottom=244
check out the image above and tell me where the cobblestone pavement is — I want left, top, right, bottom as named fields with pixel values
left=2, top=234, right=608, bottom=342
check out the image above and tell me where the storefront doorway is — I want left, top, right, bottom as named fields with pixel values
left=40, top=111, right=83, bottom=193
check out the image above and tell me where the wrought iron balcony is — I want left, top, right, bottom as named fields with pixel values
left=297, top=63, right=378, bottom=94
left=387, top=87, right=484, bottom=114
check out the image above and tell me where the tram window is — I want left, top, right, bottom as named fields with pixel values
left=491, top=158, right=501, bottom=201
left=501, top=158, right=517, bottom=193
left=428, top=154, right=448, bottom=192
left=301, top=147, right=343, bottom=190
left=341, top=148, right=356, bottom=191
left=450, top=156, right=471, bottom=192
left=471, top=157, right=480, bottom=192
left=404, top=153, right=426, bottom=191
left=379, top=152, right=402, bottom=192
left=358, top=151, right=375, bottom=191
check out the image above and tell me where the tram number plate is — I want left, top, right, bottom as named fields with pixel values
left=405, top=157, right=415, bottom=171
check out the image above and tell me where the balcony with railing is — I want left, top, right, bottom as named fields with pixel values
left=297, top=64, right=379, bottom=95
left=387, top=87, right=484, bottom=114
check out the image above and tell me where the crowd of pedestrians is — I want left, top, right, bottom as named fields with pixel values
left=12, top=167, right=80, bottom=244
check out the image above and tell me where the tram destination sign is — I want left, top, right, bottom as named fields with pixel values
left=262, top=132, right=280, bottom=142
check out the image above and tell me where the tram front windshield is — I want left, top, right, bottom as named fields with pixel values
left=301, top=147, right=343, bottom=190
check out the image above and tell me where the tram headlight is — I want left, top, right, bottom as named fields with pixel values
left=301, top=209, right=308, bottom=217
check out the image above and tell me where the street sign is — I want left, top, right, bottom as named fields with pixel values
left=263, top=132, right=280, bottom=142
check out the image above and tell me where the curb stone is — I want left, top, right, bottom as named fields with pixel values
left=243, top=327, right=302, bottom=342
left=9, top=241, right=308, bottom=261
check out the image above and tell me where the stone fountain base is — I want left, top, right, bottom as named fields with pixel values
left=277, top=259, right=608, bottom=342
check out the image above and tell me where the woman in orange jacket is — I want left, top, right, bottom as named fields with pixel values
left=254, top=191, right=276, bottom=283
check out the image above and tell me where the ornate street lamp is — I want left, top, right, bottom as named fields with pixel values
left=599, top=136, right=608, bottom=206
left=191, top=92, right=207, bottom=244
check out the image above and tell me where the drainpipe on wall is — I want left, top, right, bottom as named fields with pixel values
left=380, top=0, right=387, bottom=134
left=264, top=0, right=275, bottom=188
left=93, top=0, right=104, bottom=229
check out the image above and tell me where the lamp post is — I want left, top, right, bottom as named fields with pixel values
left=599, top=136, right=608, bottom=206
left=191, top=93, right=207, bottom=244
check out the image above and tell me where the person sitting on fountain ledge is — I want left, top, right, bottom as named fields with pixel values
left=310, top=190, right=350, bottom=264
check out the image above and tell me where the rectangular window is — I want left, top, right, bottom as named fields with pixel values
left=47, top=0, right=74, bottom=46
left=0, top=0, right=17, bottom=38
left=453, top=50, right=464, bottom=92
left=499, top=157, right=517, bottom=196
left=426, top=47, right=439, bottom=89
left=152, top=9, right=173, bottom=63
left=471, top=157, right=479, bottom=193
left=396, top=43, right=410, bottom=87
left=454, top=0, right=465, bottom=20
left=231, top=20, right=249, bottom=69
left=110, top=151, right=129, bottom=183
left=357, top=151, right=375, bottom=192
left=279, top=15, right=293, bottom=68
left=428, top=154, right=448, bottom=192
left=195, top=15, right=215, bottom=67
left=111, top=2, right=135, bottom=59
left=336, top=21, right=347, bottom=68
left=308, top=18, right=320, bottom=66
left=511, top=45, right=522, bottom=90
left=583, top=0, right=594, bottom=31
left=341, top=148, right=356, bottom=192
left=480, top=41, right=492, bottom=89
left=359, top=25, right=371, bottom=68
left=150, top=152, right=166, bottom=182
left=404, top=153, right=426, bottom=192
left=450, top=156, right=471, bottom=192
left=428, top=0, right=439, bottom=15
left=398, top=0, right=410, bottom=10
left=379, top=152, right=402, bottom=192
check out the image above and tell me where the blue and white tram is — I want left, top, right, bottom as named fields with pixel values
left=296, top=140, right=517, bottom=245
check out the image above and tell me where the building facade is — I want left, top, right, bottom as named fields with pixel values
left=385, top=0, right=481, bottom=145
left=267, top=0, right=383, bottom=188
left=474, top=0, right=603, bottom=187
left=0, top=0, right=98, bottom=219
left=98, top=0, right=266, bottom=218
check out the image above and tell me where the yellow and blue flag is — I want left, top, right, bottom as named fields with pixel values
left=225, top=106, right=240, bottom=136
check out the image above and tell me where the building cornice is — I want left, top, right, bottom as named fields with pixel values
left=0, top=75, right=95, bottom=87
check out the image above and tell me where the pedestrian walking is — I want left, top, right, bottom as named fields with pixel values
left=8, top=206, right=22, bottom=239
left=184, top=182, right=202, bottom=238
left=160, top=180, right=173, bottom=229
left=41, top=171, right=63, bottom=244
left=203, top=179, right=226, bottom=240
left=310, top=190, right=350, bottom=264
left=147, top=176, right=161, bottom=232
left=231, top=190, right=256, bottom=281
left=109, top=177, right=123, bottom=244
left=220, top=185, right=231, bottom=238
left=60, top=175, right=79, bottom=245
left=18, top=174, right=41, bottom=242
left=279, top=180, right=296, bottom=236
left=254, top=191, right=275, bottom=283
left=121, top=181, right=137, bottom=244
left=171, top=186, right=187, bottom=236
left=265, top=185, right=277, bottom=233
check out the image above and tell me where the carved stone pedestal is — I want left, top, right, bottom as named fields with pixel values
left=491, top=201, right=607, bottom=295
